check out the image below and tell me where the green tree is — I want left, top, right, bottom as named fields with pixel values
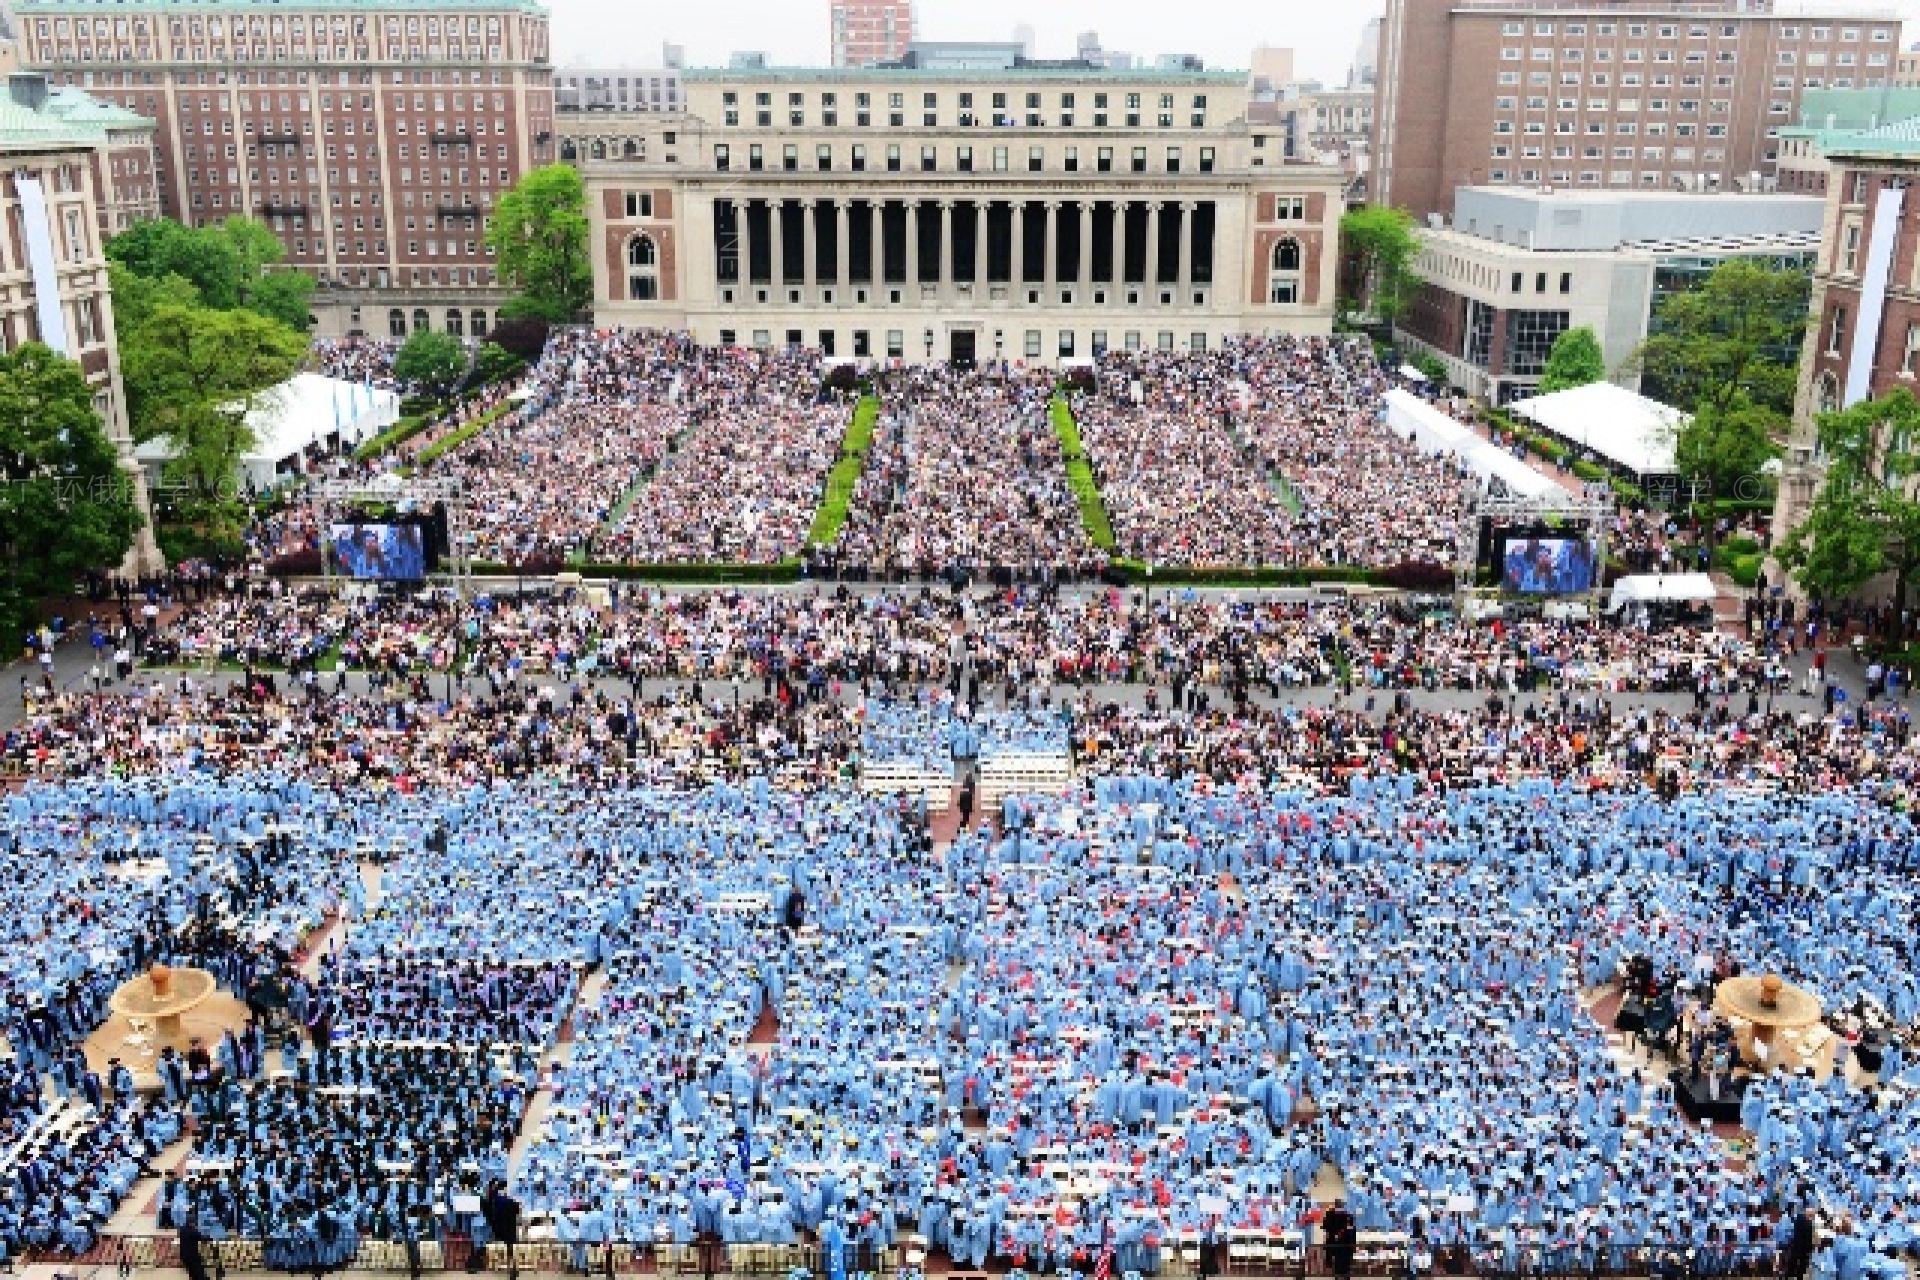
left=1673, top=399, right=1780, bottom=513
left=474, top=341, right=527, bottom=386
left=218, top=216, right=315, bottom=331
left=1538, top=326, right=1606, bottom=393
left=1780, top=388, right=1920, bottom=614
left=108, top=262, right=202, bottom=333
left=119, top=305, right=306, bottom=529
left=1632, top=258, right=1809, bottom=418
left=0, top=343, right=143, bottom=649
left=107, top=218, right=242, bottom=308
left=1339, top=205, right=1423, bottom=325
left=243, top=270, right=315, bottom=333
left=485, top=164, right=592, bottom=323
left=392, top=330, right=468, bottom=400
left=109, top=216, right=315, bottom=330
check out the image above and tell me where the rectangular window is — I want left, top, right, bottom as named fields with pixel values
left=1024, top=329, right=1041, bottom=358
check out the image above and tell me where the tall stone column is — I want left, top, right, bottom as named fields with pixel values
left=1042, top=200, right=1060, bottom=294
left=1111, top=201, right=1128, bottom=287
left=1078, top=201, right=1094, bottom=294
left=835, top=200, right=852, bottom=296
left=1010, top=200, right=1026, bottom=285
left=740, top=199, right=758, bottom=284
left=871, top=201, right=886, bottom=286
left=905, top=200, right=920, bottom=286
left=801, top=198, right=819, bottom=289
left=939, top=200, right=955, bottom=288
left=1176, top=201, right=1194, bottom=295
left=768, top=199, right=786, bottom=289
left=973, top=201, right=988, bottom=286
left=1144, top=202, right=1162, bottom=292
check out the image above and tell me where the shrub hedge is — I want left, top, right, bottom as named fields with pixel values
left=410, top=402, right=516, bottom=469
left=1727, top=552, right=1764, bottom=589
left=352, top=414, right=433, bottom=461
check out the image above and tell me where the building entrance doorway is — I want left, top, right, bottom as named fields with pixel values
left=949, top=329, right=976, bottom=366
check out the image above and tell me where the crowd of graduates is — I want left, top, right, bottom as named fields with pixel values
left=1, top=689, right=1919, bottom=1271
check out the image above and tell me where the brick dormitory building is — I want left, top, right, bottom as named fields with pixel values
left=11, top=0, right=557, bottom=339
left=1372, top=0, right=1904, bottom=220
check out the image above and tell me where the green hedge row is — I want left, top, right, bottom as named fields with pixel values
left=471, top=560, right=802, bottom=584
left=1050, top=397, right=1116, bottom=551
left=411, top=402, right=516, bottom=469
left=805, top=395, right=880, bottom=547
left=352, top=413, right=435, bottom=461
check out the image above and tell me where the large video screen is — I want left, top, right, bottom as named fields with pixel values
left=1500, top=535, right=1597, bottom=595
left=329, top=522, right=427, bottom=581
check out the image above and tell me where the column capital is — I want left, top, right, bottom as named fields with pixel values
left=938, top=198, right=955, bottom=210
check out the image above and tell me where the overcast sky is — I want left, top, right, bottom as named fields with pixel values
left=550, top=0, right=1920, bottom=87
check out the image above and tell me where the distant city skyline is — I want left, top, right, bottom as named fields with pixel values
left=545, top=0, right=1383, bottom=85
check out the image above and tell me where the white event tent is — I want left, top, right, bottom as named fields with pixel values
left=1383, top=390, right=1562, bottom=499
left=136, top=372, right=401, bottom=492
left=1506, top=382, right=1684, bottom=480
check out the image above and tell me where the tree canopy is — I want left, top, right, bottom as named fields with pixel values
left=0, top=343, right=144, bottom=649
left=1339, top=205, right=1424, bottom=325
left=119, top=304, right=306, bottom=535
left=1780, top=388, right=1920, bottom=614
left=485, top=164, right=593, bottom=323
left=108, top=215, right=314, bottom=332
left=1538, top=326, right=1606, bottom=394
left=392, top=329, right=469, bottom=401
left=1633, top=259, right=1808, bottom=419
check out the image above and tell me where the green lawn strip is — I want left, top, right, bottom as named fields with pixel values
left=805, top=395, right=880, bottom=548
left=1049, top=396, right=1116, bottom=551
left=1271, top=473, right=1305, bottom=517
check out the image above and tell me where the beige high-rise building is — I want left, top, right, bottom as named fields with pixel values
left=585, top=62, right=1346, bottom=363
left=12, top=0, right=556, bottom=339
left=830, top=0, right=914, bottom=69
left=1372, top=0, right=1904, bottom=221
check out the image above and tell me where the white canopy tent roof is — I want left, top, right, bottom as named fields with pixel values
left=1507, top=382, right=1684, bottom=478
left=1383, top=389, right=1562, bottom=499
left=136, top=372, right=401, bottom=491
left=1607, top=572, right=1718, bottom=613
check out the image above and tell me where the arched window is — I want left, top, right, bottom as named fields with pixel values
left=446, top=307, right=464, bottom=335
left=589, top=139, right=606, bottom=160
left=622, top=139, right=639, bottom=158
left=388, top=308, right=406, bottom=337
left=627, top=234, right=660, bottom=300
left=470, top=309, right=488, bottom=337
left=411, top=308, right=429, bottom=333
left=559, top=139, right=577, bottom=161
left=1268, top=237, right=1304, bottom=305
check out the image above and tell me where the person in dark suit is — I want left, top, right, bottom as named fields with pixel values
left=180, top=1214, right=210, bottom=1280
left=1324, top=1198, right=1358, bottom=1280
left=483, top=1179, right=520, bottom=1280
left=1785, top=1208, right=1818, bottom=1280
